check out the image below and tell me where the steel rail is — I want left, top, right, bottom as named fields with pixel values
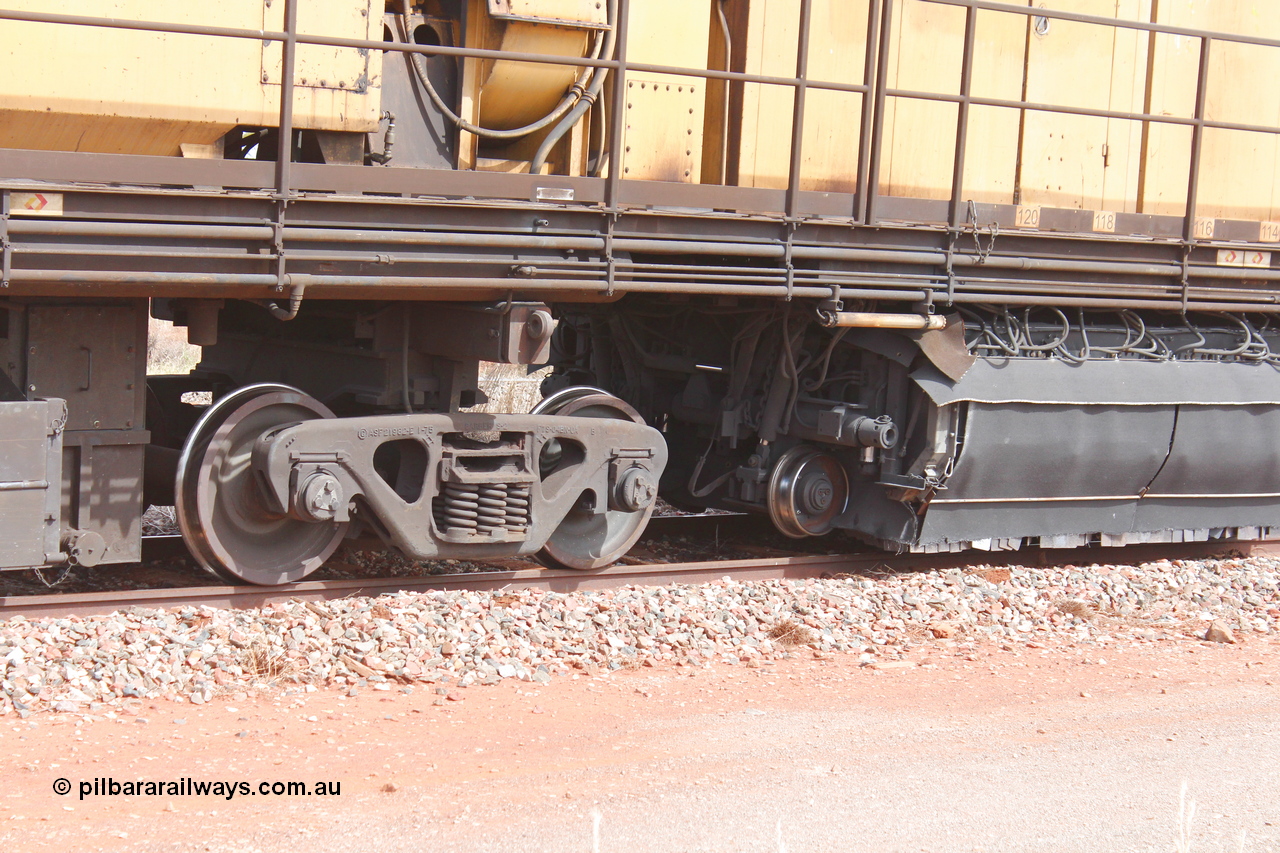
left=133, top=514, right=759, bottom=562
left=0, top=234, right=1215, bottom=280
left=525, top=265, right=1270, bottom=304
left=4, top=0, right=1277, bottom=241
left=0, top=539, right=1255, bottom=620
left=11, top=204, right=1280, bottom=304
left=8, top=1, right=1278, bottom=88
left=5, top=258, right=1274, bottom=298
left=1, top=553, right=872, bottom=619
left=884, top=86, right=1280, bottom=141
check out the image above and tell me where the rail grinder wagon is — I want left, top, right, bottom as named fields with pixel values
left=4, top=0, right=1280, bottom=584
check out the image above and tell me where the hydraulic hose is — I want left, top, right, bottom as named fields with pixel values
left=399, top=0, right=606, bottom=141
left=263, top=280, right=306, bottom=321
left=529, top=0, right=618, bottom=174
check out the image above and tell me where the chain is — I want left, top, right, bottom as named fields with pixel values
left=966, top=199, right=998, bottom=264
left=32, top=563, right=73, bottom=588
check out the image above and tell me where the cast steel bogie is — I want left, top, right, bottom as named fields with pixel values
left=251, top=407, right=666, bottom=567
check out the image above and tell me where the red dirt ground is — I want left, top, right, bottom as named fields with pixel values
left=2, top=635, right=1278, bottom=852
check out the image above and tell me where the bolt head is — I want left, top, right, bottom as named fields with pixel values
left=799, top=474, right=834, bottom=515
left=299, top=473, right=344, bottom=522
left=614, top=467, right=657, bottom=513
left=526, top=310, right=554, bottom=341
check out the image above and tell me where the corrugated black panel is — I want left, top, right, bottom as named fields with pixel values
left=1147, top=406, right=1280, bottom=495
left=1133, top=497, right=1280, bottom=533
left=912, top=380, right=1280, bottom=546
left=942, top=404, right=1173, bottom=500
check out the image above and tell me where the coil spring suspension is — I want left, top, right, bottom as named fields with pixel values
left=434, top=482, right=532, bottom=538
left=505, top=485, right=531, bottom=530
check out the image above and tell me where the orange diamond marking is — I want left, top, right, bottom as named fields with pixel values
left=23, top=194, right=47, bottom=211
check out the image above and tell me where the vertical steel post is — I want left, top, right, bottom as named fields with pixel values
left=1184, top=35, right=1211, bottom=240
left=856, top=0, right=883, bottom=224
left=864, top=0, right=895, bottom=226
left=1, top=189, right=10, bottom=290
left=604, top=0, right=631, bottom=213
left=947, top=2, right=977, bottom=228
left=781, top=0, right=814, bottom=301
left=604, top=0, right=631, bottom=295
left=273, top=0, right=298, bottom=297
left=784, top=0, right=814, bottom=221
left=275, top=0, right=298, bottom=199
left=1181, top=35, right=1212, bottom=311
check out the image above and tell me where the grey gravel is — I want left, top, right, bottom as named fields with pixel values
left=1, top=556, right=1277, bottom=716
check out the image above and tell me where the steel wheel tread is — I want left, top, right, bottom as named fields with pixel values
left=533, top=387, right=654, bottom=571
left=175, top=384, right=348, bottom=585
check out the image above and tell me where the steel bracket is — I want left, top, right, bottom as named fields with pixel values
left=1, top=189, right=10, bottom=289
left=604, top=214, right=616, bottom=297
left=272, top=199, right=288, bottom=294
left=944, top=229, right=957, bottom=305
left=1179, top=243, right=1191, bottom=315
left=783, top=220, right=798, bottom=302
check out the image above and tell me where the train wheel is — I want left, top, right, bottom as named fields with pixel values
left=175, top=384, right=348, bottom=585
left=530, top=384, right=612, bottom=418
left=533, top=388, right=656, bottom=571
left=766, top=446, right=849, bottom=538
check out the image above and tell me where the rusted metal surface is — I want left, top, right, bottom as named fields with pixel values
left=3, top=183, right=1280, bottom=311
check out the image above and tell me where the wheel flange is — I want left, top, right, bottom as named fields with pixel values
left=175, top=384, right=348, bottom=585
left=532, top=386, right=655, bottom=571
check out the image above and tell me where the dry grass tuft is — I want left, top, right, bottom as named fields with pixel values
left=1053, top=597, right=1097, bottom=621
left=768, top=618, right=816, bottom=647
left=1175, top=780, right=1198, bottom=853
left=141, top=505, right=180, bottom=536
left=242, top=648, right=295, bottom=682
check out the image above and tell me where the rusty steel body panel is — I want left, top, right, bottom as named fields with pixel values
left=0, top=399, right=64, bottom=569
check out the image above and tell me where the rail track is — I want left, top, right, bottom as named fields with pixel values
left=0, top=521, right=1257, bottom=619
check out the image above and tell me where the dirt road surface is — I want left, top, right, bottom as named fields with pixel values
left=2, top=637, right=1277, bottom=852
